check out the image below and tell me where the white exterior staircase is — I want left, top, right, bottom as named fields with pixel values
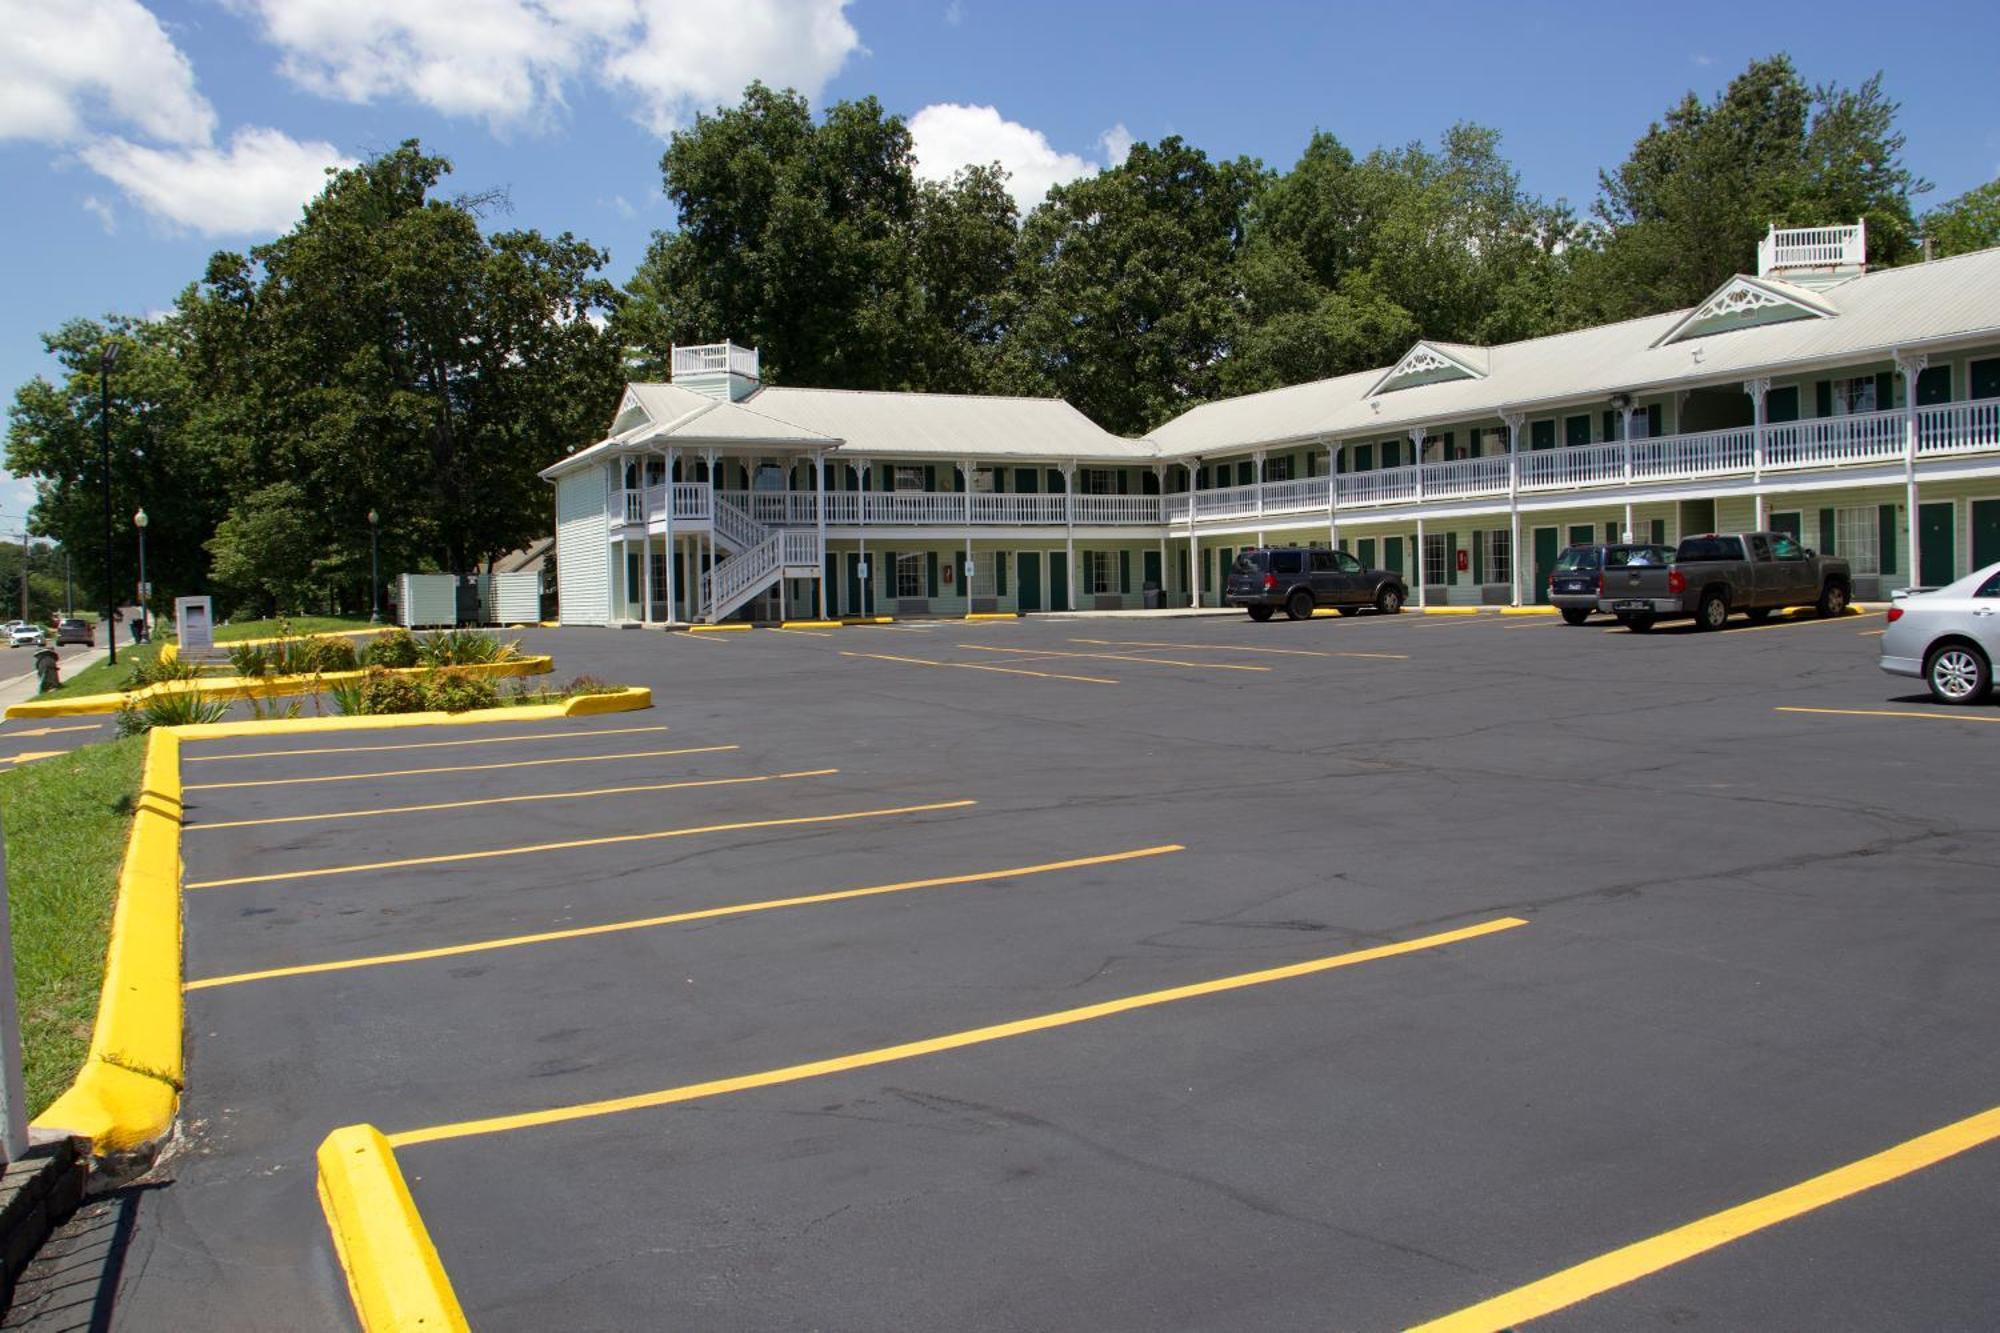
left=698, top=494, right=822, bottom=622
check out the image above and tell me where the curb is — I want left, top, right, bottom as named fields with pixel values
left=963, top=613, right=1020, bottom=621
left=780, top=620, right=842, bottom=629
left=317, top=1125, right=469, bottom=1332
left=1418, top=606, right=1482, bottom=616
left=686, top=623, right=753, bottom=634
left=31, top=729, right=184, bottom=1157
left=7, top=657, right=556, bottom=719
left=1500, top=606, right=1558, bottom=616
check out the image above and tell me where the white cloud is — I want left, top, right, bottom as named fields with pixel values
left=81, top=194, right=118, bottom=234
left=944, top=0, right=964, bottom=24
left=0, top=0, right=216, bottom=145
left=908, top=104, right=1127, bottom=211
left=230, top=0, right=861, bottom=138
left=80, top=127, right=356, bottom=236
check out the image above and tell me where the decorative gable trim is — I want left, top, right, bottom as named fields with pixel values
left=1654, top=275, right=1838, bottom=347
left=1366, top=341, right=1488, bottom=396
left=609, top=387, right=653, bottom=436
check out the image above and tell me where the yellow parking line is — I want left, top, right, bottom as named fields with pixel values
left=186, top=845, right=1184, bottom=990
left=840, top=650, right=1115, bottom=685
left=1858, top=628, right=1885, bottom=637
left=1408, top=1103, right=2000, bottom=1333
left=1776, top=706, right=2000, bottom=725
left=1069, top=638, right=1407, bottom=661
left=766, top=627, right=833, bottom=637
left=2, top=722, right=102, bottom=738
left=961, top=644, right=1270, bottom=672
left=185, top=745, right=739, bottom=791
left=186, top=769, right=840, bottom=832
left=386, top=916, right=1528, bottom=1147
left=185, top=725, right=672, bottom=762
left=185, top=799, right=977, bottom=890
left=1602, top=611, right=1867, bottom=636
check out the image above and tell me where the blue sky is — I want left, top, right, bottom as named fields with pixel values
left=4, top=0, right=1997, bottom=525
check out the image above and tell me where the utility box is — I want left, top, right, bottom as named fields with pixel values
left=489, top=572, right=540, bottom=625
left=398, top=574, right=459, bottom=628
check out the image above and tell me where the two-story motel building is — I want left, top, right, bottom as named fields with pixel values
left=543, top=226, right=2000, bottom=626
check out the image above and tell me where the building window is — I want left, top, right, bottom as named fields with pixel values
left=1423, top=533, right=1448, bottom=586
left=970, top=552, right=999, bottom=597
left=1835, top=507, right=1880, bottom=574
left=896, top=553, right=924, bottom=598
left=1833, top=377, right=1880, bottom=416
left=893, top=464, right=927, bottom=492
left=972, top=468, right=997, bottom=493
left=1080, top=468, right=1116, bottom=495
left=1485, top=530, right=1511, bottom=586
left=1085, top=550, right=1115, bottom=594
left=1264, top=455, right=1293, bottom=482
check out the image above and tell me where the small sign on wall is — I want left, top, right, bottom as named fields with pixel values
left=175, top=595, right=214, bottom=652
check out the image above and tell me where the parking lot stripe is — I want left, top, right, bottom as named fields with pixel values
left=184, top=800, right=979, bottom=889
left=184, top=744, right=739, bottom=791
left=961, top=644, right=1271, bottom=672
left=185, top=769, right=841, bottom=832
left=1775, top=705, right=2000, bottom=726
left=184, top=724, right=673, bottom=762
left=186, top=844, right=1184, bottom=990
left=1069, top=638, right=1408, bottom=661
left=1407, top=1102, right=2000, bottom=1333
left=840, top=650, right=1116, bottom=685
left=384, top=916, right=1527, bottom=1147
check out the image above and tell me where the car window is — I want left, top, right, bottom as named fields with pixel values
left=1271, top=550, right=1305, bottom=575
left=1769, top=532, right=1805, bottom=560
left=1676, top=536, right=1745, bottom=561
left=1232, top=552, right=1267, bottom=575
left=1335, top=552, right=1363, bottom=574
left=1605, top=546, right=1667, bottom=568
left=1977, top=571, right=2000, bottom=598
left=1749, top=535, right=1773, bottom=561
left=1554, top=546, right=1602, bottom=573
left=1309, top=550, right=1337, bottom=573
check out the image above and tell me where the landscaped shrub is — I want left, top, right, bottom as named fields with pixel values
left=328, top=678, right=368, bottom=716
left=228, top=643, right=272, bottom=677
left=304, top=637, right=358, bottom=673
left=123, top=654, right=202, bottom=689
left=361, top=629, right=419, bottom=669
left=358, top=666, right=427, bottom=715
left=560, top=674, right=622, bottom=697
left=414, top=628, right=514, bottom=666
left=424, top=668, right=499, bottom=714
left=115, top=690, right=231, bottom=735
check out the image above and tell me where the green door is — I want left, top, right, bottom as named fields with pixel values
left=1973, top=500, right=2000, bottom=569
left=1919, top=503, right=1956, bottom=586
left=1143, top=549, right=1162, bottom=593
left=1534, top=527, right=1561, bottom=604
left=1049, top=552, right=1070, bottom=611
left=1358, top=538, right=1377, bottom=569
left=1384, top=536, right=1404, bottom=576
left=1016, top=552, right=1042, bottom=612
left=845, top=553, right=862, bottom=615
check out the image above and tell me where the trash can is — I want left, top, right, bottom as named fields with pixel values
left=1142, top=581, right=1164, bottom=610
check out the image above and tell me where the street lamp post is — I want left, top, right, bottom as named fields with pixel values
left=99, top=343, right=117, bottom=666
left=368, top=509, right=380, bottom=623
left=133, top=508, right=149, bottom=641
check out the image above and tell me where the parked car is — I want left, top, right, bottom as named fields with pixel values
left=1226, top=547, right=1407, bottom=621
left=55, top=619, right=94, bottom=646
left=1597, top=531, right=1852, bottom=631
left=1548, top=543, right=1674, bottom=625
left=7, top=623, right=45, bottom=648
left=1879, top=561, right=2000, bottom=704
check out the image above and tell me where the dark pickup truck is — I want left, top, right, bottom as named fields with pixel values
left=1599, top=531, right=1853, bottom=631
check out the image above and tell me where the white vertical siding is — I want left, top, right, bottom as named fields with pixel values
left=555, top=467, right=611, bottom=626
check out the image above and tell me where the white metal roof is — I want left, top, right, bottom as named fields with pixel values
left=740, top=385, right=1150, bottom=462
left=1146, top=246, right=2000, bottom=456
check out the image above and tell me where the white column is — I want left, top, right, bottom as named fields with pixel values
left=1897, top=352, right=1927, bottom=587
left=1325, top=441, right=1339, bottom=549
left=961, top=458, right=974, bottom=615
left=815, top=449, right=828, bottom=619
left=1502, top=412, right=1524, bottom=606
left=1062, top=462, right=1077, bottom=610
left=1620, top=404, right=1635, bottom=485
left=1744, top=378, right=1769, bottom=530
left=1254, top=450, right=1266, bottom=519
left=1623, top=502, right=1636, bottom=543
left=858, top=460, right=870, bottom=616
left=637, top=455, right=654, bottom=624
left=1415, top=517, right=1427, bottom=609
left=1410, top=427, right=1427, bottom=501
left=1152, top=464, right=1168, bottom=604
left=1187, top=460, right=1201, bottom=608
left=662, top=448, right=678, bottom=625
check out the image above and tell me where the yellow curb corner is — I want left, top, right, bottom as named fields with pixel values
left=1419, top=606, right=1482, bottom=616
left=687, top=623, right=754, bottom=634
left=1500, top=606, right=1558, bottom=616
left=317, top=1125, right=469, bottom=1333
left=780, top=620, right=842, bottom=629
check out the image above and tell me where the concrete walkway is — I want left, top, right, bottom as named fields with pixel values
left=0, top=643, right=108, bottom=713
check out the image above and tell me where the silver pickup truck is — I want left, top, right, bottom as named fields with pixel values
left=1598, top=531, right=1853, bottom=631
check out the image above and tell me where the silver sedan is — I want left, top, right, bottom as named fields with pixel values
left=1880, top=560, right=2000, bottom=704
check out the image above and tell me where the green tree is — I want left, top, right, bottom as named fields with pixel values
left=204, top=481, right=318, bottom=617
left=999, top=136, right=1262, bottom=434
left=1580, top=56, right=1926, bottom=319
left=1923, top=179, right=2000, bottom=258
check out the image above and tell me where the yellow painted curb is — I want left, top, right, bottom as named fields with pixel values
left=539, top=620, right=561, bottom=628
left=153, top=687, right=652, bottom=740
left=687, top=623, right=753, bottom=633
left=1419, top=606, right=1482, bottom=615
left=840, top=616, right=896, bottom=626
left=32, top=728, right=184, bottom=1154
left=7, top=657, right=555, bottom=719
left=1500, top=606, right=1558, bottom=616
left=780, top=619, right=842, bottom=629
left=963, top=613, right=1019, bottom=621
left=317, top=1125, right=469, bottom=1332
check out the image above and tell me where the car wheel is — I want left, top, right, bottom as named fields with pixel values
left=1376, top=587, right=1403, bottom=615
left=1925, top=643, right=1991, bottom=705
left=1560, top=608, right=1589, bottom=626
left=1816, top=581, right=1850, bottom=619
left=1247, top=605, right=1274, bottom=622
left=1744, top=607, right=1773, bottom=623
left=1694, top=591, right=1728, bottom=631
left=1285, top=590, right=1314, bottom=621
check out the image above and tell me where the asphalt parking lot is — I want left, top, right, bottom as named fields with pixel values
left=69, top=607, right=2000, bottom=1330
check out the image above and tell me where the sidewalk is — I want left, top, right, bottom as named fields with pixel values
left=0, top=644, right=108, bottom=714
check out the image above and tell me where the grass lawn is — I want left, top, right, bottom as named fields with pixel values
left=212, top=615, right=380, bottom=642
left=35, top=642, right=167, bottom=701
left=0, top=735, right=146, bottom=1116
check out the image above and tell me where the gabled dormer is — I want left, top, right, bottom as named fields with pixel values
left=1653, top=273, right=1839, bottom=347
left=608, top=386, right=654, bottom=437
left=1366, top=341, right=1489, bottom=396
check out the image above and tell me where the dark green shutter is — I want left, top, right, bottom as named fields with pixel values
left=1768, top=387, right=1800, bottom=423
left=1532, top=420, right=1555, bottom=450
left=1566, top=415, right=1591, bottom=446
left=1917, top=365, right=1952, bottom=405
left=1816, top=381, right=1833, bottom=417
left=1445, top=532, right=1458, bottom=585
left=925, top=551, right=938, bottom=597
left=1116, top=470, right=1129, bottom=495
left=952, top=466, right=964, bottom=493
left=997, top=556, right=1008, bottom=597
left=924, top=465, right=937, bottom=492
left=1819, top=508, right=1836, bottom=555
left=1471, top=533, right=1484, bottom=585
left=1049, top=468, right=1064, bottom=493
left=1603, top=411, right=1618, bottom=441
left=1442, top=431, right=1455, bottom=457
left=1357, top=444, right=1375, bottom=472
left=886, top=551, right=897, bottom=597
left=1649, top=518, right=1666, bottom=544
left=1875, top=371, right=1895, bottom=412
left=1647, top=404, right=1663, bottom=435
left=1878, top=505, right=1898, bottom=575
left=1237, top=460, right=1253, bottom=486
left=1141, top=470, right=1158, bottom=494
left=1119, top=550, right=1131, bottom=594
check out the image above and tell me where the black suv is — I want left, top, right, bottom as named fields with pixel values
left=1225, top=547, right=1407, bottom=621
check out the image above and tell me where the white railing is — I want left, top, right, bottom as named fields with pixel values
left=869, top=492, right=965, bottom=526
left=1072, top=495, right=1163, bottom=524
left=1196, top=483, right=1262, bottom=519
left=1919, top=399, right=2000, bottom=455
left=1162, top=492, right=1191, bottom=521
left=1629, top=427, right=1755, bottom=480
left=1519, top=442, right=1628, bottom=491
left=780, top=529, right=822, bottom=569
left=976, top=494, right=1068, bottom=524
left=618, top=483, right=712, bottom=526
left=701, top=533, right=782, bottom=622
left=1336, top=465, right=1421, bottom=507
left=671, top=342, right=759, bottom=380
left=1765, top=408, right=1902, bottom=470
left=672, top=482, right=709, bottom=520
left=712, top=493, right=768, bottom=552
left=1260, top=478, right=1330, bottom=512
left=1758, top=222, right=1864, bottom=276
left=1422, top=455, right=1509, bottom=500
